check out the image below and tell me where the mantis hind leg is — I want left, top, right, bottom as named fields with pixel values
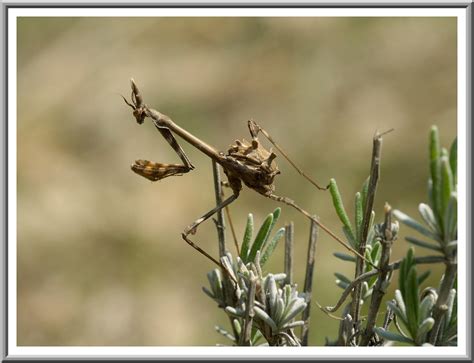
left=182, top=192, right=240, bottom=268
left=247, top=120, right=329, bottom=191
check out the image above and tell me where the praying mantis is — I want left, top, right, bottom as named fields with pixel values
left=123, top=79, right=374, bottom=268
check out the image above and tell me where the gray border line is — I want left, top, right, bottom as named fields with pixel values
left=0, top=2, right=471, bottom=362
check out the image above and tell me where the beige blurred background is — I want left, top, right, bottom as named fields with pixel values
left=17, top=16, right=457, bottom=346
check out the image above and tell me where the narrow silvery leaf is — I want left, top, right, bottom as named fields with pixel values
left=232, top=319, right=242, bottom=336
left=445, top=289, right=456, bottom=327
left=416, top=317, right=435, bottom=343
left=429, top=126, right=441, bottom=212
left=220, top=256, right=237, bottom=282
left=274, top=297, right=285, bottom=325
left=254, top=306, right=278, bottom=333
left=268, top=275, right=278, bottom=316
left=405, top=236, right=442, bottom=252
left=440, top=157, right=454, bottom=216
left=365, top=211, right=376, bottom=246
left=215, top=326, right=235, bottom=342
left=444, top=194, right=457, bottom=243
left=248, top=213, right=274, bottom=263
left=371, top=241, right=381, bottom=263
left=449, top=138, right=457, bottom=185
left=405, top=268, right=420, bottom=338
left=418, top=203, right=439, bottom=234
left=260, top=227, right=285, bottom=266
left=269, top=207, right=282, bottom=234
left=387, top=300, right=408, bottom=326
left=394, top=290, right=408, bottom=322
left=342, top=225, right=357, bottom=248
left=273, top=273, right=287, bottom=282
left=334, top=272, right=351, bottom=284
left=355, top=192, right=363, bottom=244
left=361, top=176, right=370, bottom=215
left=419, top=293, right=436, bottom=321
left=280, top=299, right=307, bottom=326
left=225, top=306, right=245, bottom=318
left=240, top=213, right=254, bottom=262
left=336, top=280, right=349, bottom=290
left=202, top=287, right=215, bottom=300
left=284, top=284, right=291, bottom=305
left=393, top=210, right=441, bottom=242
left=333, top=252, right=356, bottom=262
left=281, top=320, right=306, bottom=329
left=374, top=327, right=414, bottom=344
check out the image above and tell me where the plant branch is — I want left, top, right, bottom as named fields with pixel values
left=428, top=259, right=457, bottom=345
left=240, top=275, right=257, bottom=346
left=325, top=255, right=446, bottom=313
left=360, top=203, right=395, bottom=345
left=351, top=132, right=384, bottom=330
left=301, top=219, right=319, bottom=346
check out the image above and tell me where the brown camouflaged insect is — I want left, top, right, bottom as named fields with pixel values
left=123, top=79, right=373, bottom=267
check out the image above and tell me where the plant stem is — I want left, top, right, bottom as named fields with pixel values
left=325, top=255, right=446, bottom=313
left=360, top=203, right=394, bottom=346
left=301, top=218, right=319, bottom=346
left=240, top=276, right=257, bottom=346
left=428, top=259, right=457, bottom=345
left=284, top=222, right=294, bottom=286
left=351, top=132, right=383, bottom=335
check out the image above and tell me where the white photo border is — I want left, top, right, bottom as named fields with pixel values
left=1, top=2, right=472, bottom=361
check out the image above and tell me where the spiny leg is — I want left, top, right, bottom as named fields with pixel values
left=266, top=193, right=378, bottom=270
left=248, top=120, right=329, bottom=190
left=182, top=192, right=240, bottom=268
left=152, top=121, right=194, bottom=170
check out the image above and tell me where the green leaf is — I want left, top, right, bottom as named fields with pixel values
left=260, top=227, right=285, bottom=266
left=429, top=126, right=440, bottom=173
left=334, top=272, right=351, bottom=284
left=355, top=192, right=363, bottom=244
left=232, top=319, right=242, bottom=336
left=417, top=270, right=431, bottom=286
left=388, top=298, right=407, bottom=326
left=247, top=213, right=273, bottom=263
left=333, top=252, right=356, bottom=262
left=449, top=138, right=457, bottom=185
left=254, top=306, right=277, bottom=333
left=374, top=327, right=414, bottom=344
left=444, top=193, right=457, bottom=243
left=361, top=176, right=370, bottom=213
left=329, top=179, right=355, bottom=241
left=240, top=214, right=254, bottom=262
left=371, top=241, right=382, bottom=263
left=419, top=293, right=436, bottom=321
left=418, top=203, right=439, bottom=234
left=440, top=157, right=454, bottom=217
left=445, top=289, right=457, bottom=329
left=416, top=318, right=435, bottom=344
left=336, top=280, right=349, bottom=290
left=393, top=209, right=441, bottom=242
left=429, top=126, right=442, bottom=219
left=405, top=267, right=420, bottom=338
left=405, top=236, right=442, bottom=252
left=270, top=207, right=281, bottom=232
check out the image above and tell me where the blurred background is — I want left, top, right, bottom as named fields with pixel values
left=17, top=16, right=457, bottom=346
